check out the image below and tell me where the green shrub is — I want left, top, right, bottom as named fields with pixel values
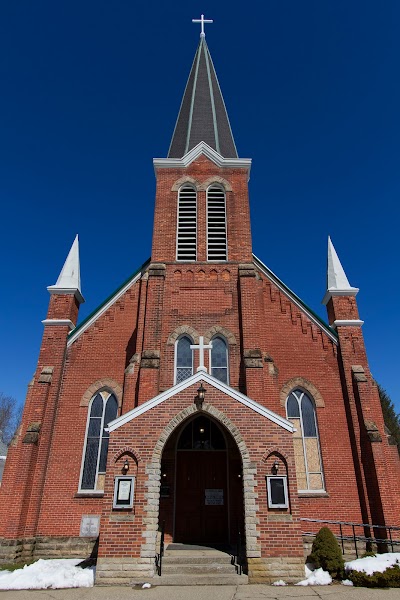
left=307, top=526, right=344, bottom=578
left=348, top=563, right=400, bottom=588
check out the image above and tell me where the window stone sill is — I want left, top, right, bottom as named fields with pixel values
left=74, top=492, right=104, bottom=498
left=298, top=491, right=329, bottom=498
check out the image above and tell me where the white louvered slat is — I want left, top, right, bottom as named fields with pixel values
left=207, top=186, right=227, bottom=260
left=177, top=186, right=197, bottom=261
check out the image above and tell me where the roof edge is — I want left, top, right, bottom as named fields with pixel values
left=107, top=371, right=295, bottom=433
left=67, top=258, right=151, bottom=347
left=253, top=254, right=338, bottom=343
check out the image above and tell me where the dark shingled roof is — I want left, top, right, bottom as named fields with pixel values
left=168, top=37, right=238, bottom=159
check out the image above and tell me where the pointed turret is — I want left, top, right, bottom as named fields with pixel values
left=47, top=235, right=84, bottom=304
left=168, top=36, right=238, bottom=159
left=322, top=236, right=358, bottom=305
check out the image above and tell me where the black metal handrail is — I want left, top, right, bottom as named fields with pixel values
left=155, top=520, right=165, bottom=576
left=301, top=518, right=400, bottom=558
left=232, top=523, right=243, bottom=575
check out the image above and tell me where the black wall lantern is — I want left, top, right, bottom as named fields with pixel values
left=195, top=382, right=206, bottom=409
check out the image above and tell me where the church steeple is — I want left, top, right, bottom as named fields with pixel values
left=168, top=36, right=238, bottom=159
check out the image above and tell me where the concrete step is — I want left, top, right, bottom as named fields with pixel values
left=162, top=562, right=237, bottom=575
left=150, top=573, right=248, bottom=586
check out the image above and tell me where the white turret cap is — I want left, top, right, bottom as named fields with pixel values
left=47, top=235, right=84, bottom=304
left=322, top=236, right=358, bottom=305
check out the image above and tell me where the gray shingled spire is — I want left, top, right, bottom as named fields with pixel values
left=168, top=37, right=238, bottom=159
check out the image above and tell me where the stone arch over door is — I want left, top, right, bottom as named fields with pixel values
left=141, top=403, right=260, bottom=562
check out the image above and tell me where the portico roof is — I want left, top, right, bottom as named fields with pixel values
left=106, top=371, right=295, bottom=433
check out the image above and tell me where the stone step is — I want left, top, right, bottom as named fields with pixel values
left=150, top=573, right=248, bottom=586
left=163, top=554, right=233, bottom=565
left=162, top=562, right=237, bottom=575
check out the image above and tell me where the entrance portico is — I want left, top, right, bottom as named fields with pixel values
left=96, top=373, right=305, bottom=585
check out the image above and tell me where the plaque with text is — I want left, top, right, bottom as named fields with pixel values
left=113, top=476, right=135, bottom=509
left=205, top=488, right=224, bottom=505
left=80, top=515, right=100, bottom=537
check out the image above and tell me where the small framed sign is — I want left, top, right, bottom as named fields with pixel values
left=113, top=476, right=135, bottom=509
left=266, top=475, right=289, bottom=509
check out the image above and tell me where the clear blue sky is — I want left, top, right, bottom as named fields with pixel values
left=1, top=1, right=399, bottom=414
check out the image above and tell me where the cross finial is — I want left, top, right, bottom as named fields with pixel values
left=190, top=336, right=213, bottom=372
left=192, top=14, right=213, bottom=38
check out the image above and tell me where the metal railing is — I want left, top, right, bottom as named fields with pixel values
left=155, top=520, right=165, bottom=576
left=301, top=518, right=400, bottom=559
left=232, top=523, right=243, bottom=575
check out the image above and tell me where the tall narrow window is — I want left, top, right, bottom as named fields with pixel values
left=177, top=186, right=197, bottom=261
left=80, top=391, right=118, bottom=492
left=210, top=336, right=228, bottom=384
left=175, top=336, right=193, bottom=384
left=286, top=389, right=324, bottom=492
left=207, top=185, right=227, bottom=261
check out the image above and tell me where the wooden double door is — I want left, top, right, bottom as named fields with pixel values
left=175, top=450, right=228, bottom=543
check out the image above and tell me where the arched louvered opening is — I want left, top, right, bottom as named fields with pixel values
left=207, top=185, right=227, bottom=261
left=176, top=186, right=197, bottom=261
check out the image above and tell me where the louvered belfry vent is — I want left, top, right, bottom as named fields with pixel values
left=177, top=186, right=197, bottom=261
left=207, top=186, right=227, bottom=261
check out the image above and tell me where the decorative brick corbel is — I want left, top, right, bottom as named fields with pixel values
left=141, top=350, right=160, bottom=369
left=244, top=349, right=263, bottom=368
left=23, top=422, right=41, bottom=444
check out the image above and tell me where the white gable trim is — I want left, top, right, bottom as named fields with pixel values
left=67, top=270, right=145, bottom=347
left=253, top=255, right=338, bottom=344
left=106, top=371, right=294, bottom=433
left=154, top=142, right=252, bottom=179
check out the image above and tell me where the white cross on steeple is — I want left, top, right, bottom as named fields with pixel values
left=190, top=336, right=213, bottom=372
left=192, top=14, right=213, bottom=38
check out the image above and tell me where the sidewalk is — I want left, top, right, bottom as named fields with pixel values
left=2, top=585, right=400, bottom=600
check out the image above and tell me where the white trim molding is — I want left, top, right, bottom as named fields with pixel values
left=67, top=269, right=144, bottom=347
left=322, top=287, right=359, bottom=305
left=107, top=371, right=295, bottom=434
left=333, top=319, right=364, bottom=328
left=154, top=142, right=252, bottom=180
left=42, top=319, right=75, bottom=330
left=47, top=286, right=85, bottom=305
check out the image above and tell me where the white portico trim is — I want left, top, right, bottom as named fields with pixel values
left=42, top=319, right=75, bottom=330
left=106, top=371, right=295, bottom=434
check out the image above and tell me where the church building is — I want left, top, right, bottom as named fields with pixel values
left=0, top=17, right=399, bottom=585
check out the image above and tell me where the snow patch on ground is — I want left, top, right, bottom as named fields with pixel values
left=272, top=579, right=287, bottom=586
left=296, top=565, right=332, bottom=586
left=0, top=559, right=94, bottom=590
left=345, top=553, right=400, bottom=576
left=341, top=579, right=354, bottom=586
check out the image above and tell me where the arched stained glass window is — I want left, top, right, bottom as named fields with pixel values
left=175, top=336, right=193, bottom=384
left=210, top=336, right=228, bottom=384
left=286, top=389, right=324, bottom=492
left=80, top=392, right=118, bottom=491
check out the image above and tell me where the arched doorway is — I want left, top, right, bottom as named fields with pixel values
left=159, top=413, right=244, bottom=546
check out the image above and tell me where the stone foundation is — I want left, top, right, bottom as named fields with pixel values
left=96, top=557, right=155, bottom=585
left=247, top=556, right=305, bottom=584
left=0, top=536, right=97, bottom=565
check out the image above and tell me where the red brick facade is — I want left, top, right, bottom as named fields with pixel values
left=0, top=146, right=399, bottom=583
